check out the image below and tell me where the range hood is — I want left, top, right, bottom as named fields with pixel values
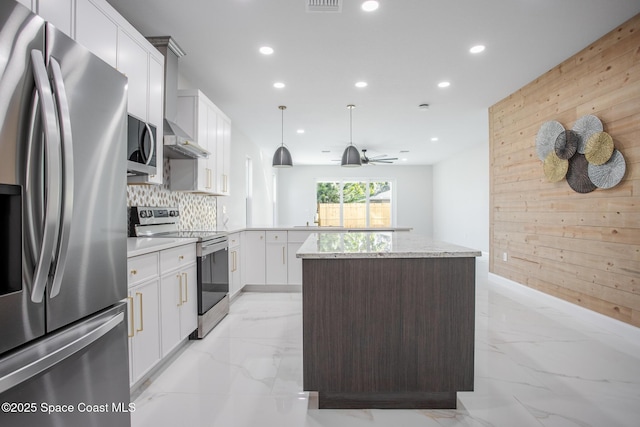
left=163, top=118, right=210, bottom=158
left=147, top=36, right=209, bottom=159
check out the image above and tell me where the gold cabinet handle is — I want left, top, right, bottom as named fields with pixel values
left=231, top=251, right=237, bottom=272
left=182, top=272, right=188, bottom=303
left=136, top=292, right=144, bottom=332
left=127, top=296, right=134, bottom=338
left=179, top=255, right=185, bottom=260
left=130, top=269, right=138, bottom=275
left=177, top=274, right=183, bottom=307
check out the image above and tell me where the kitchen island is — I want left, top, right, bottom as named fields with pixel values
left=297, top=232, right=481, bottom=409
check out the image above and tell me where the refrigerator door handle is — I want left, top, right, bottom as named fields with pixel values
left=0, top=312, right=124, bottom=394
left=48, top=57, right=74, bottom=299
left=29, top=49, right=62, bottom=304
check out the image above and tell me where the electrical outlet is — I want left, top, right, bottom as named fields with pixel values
left=502, top=252, right=508, bottom=262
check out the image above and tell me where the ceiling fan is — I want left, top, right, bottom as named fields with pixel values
left=360, top=149, right=398, bottom=165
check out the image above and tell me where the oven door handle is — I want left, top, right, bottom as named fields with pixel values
left=201, top=243, right=228, bottom=257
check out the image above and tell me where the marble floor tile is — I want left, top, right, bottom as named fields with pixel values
left=132, top=257, right=640, bottom=427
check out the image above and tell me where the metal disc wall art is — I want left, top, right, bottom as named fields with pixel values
left=535, top=115, right=626, bottom=193
left=554, top=130, right=578, bottom=159
left=566, top=154, right=597, bottom=193
left=536, top=120, right=565, bottom=160
left=572, top=114, right=603, bottom=154
left=544, top=151, right=569, bottom=182
left=588, top=149, right=626, bottom=189
left=584, top=131, right=614, bottom=165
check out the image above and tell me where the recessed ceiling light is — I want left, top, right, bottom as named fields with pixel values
left=418, top=103, right=429, bottom=110
left=355, top=81, right=368, bottom=88
left=273, top=82, right=285, bottom=89
left=362, top=1, right=379, bottom=12
left=437, top=81, right=450, bottom=88
left=321, top=150, right=331, bottom=153
left=297, top=129, right=305, bottom=134
left=431, top=137, right=439, bottom=142
left=400, top=150, right=410, bottom=153
left=401, top=158, right=408, bottom=162
left=259, top=46, right=274, bottom=55
left=470, top=45, right=485, bottom=54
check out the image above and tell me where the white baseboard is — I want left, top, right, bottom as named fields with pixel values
left=242, top=284, right=302, bottom=293
left=488, top=272, right=640, bottom=344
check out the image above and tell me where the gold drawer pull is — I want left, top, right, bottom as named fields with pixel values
left=179, top=255, right=184, bottom=260
left=130, top=269, right=138, bottom=275
left=177, top=274, right=183, bottom=306
left=182, top=272, right=188, bottom=303
left=136, top=292, right=144, bottom=332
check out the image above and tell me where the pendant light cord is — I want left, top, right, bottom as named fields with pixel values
left=279, top=105, right=286, bottom=147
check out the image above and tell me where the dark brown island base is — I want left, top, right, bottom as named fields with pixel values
left=297, top=232, right=481, bottom=409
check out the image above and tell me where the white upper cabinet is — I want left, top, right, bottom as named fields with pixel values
left=117, top=29, right=148, bottom=121
left=171, top=90, right=231, bottom=195
left=215, top=111, right=231, bottom=195
left=75, top=0, right=118, bottom=68
left=36, top=0, right=73, bottom=36
left=147, top=56, right=164, bottom=184
left=16, top=0, right=32, bottom=10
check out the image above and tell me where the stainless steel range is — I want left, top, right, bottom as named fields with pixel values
left=129, top=207, right=229, bottom=338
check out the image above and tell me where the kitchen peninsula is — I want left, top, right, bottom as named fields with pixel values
left=297, top=232, right=481, bottom=409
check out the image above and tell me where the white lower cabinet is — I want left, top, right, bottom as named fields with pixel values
left=266, top=231, right=288, bottom=284
left=286, top=231, right=312, bottom=285
left=243, top=231, right=266, bottom=285
left=127, top=243, right=197, bottom=388
left=159, top=244, right=197, bottom=357
left=238, top=230, right=313, bottom=287
left=127, top=252, right=161, bottom=386
left=229, top=232, right=242, bottom=297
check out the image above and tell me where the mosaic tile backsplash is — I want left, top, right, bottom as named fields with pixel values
left=127, top=159, right=217, bottom=231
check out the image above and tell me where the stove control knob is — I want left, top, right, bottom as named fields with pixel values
left=140, top=210, right=148, bottom=218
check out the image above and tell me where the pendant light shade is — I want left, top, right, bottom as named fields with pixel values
left=272, top=105, right=293, bottom=168
left=273, top=145, right=293, bottom=168
left=341, top=104, right=362, bottom=167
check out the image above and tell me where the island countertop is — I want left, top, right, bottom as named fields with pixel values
left=297, top=231, right=481, bottom=259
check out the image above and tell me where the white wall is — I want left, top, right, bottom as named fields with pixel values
left=276, top=165, right=433, bottom=235
left=432, top=143, right=489, bottom=252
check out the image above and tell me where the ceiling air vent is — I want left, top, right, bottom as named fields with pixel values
left=307, top=0, right=342, bottom=13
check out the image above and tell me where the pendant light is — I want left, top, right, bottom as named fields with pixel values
left=272, top=105, right=293, bottom=168
left=341, top=104, right=362, bottom=167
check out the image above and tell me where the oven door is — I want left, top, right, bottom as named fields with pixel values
left=197, top=241, right=229, bottom=315
left=126, top=115, right=156, bottom=176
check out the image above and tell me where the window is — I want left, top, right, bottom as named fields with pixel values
left=316, top=179, right=392, bottom=227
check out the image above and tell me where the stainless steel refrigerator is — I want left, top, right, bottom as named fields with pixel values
left=0, top=1, right=130, bottom=426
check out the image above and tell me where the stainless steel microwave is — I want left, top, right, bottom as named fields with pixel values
left=126, top=115, right=156, bottom=176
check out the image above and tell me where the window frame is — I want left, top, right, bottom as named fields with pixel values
left=315, top=178, right=395, bottom=228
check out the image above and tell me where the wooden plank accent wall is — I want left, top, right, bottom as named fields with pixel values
left=489, top=14, right=640, bottom=327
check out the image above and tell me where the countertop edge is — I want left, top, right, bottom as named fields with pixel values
left=127, top=237, right=199, bottom=258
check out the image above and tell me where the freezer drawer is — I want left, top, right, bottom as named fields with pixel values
left=0, top=303, right=131, bottom=427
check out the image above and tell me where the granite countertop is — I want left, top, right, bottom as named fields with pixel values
left=296, top=231, right=481, bottom=259
left=127, top=237, right=198, bottom=258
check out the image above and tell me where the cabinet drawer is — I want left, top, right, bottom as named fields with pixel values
left=266, top=231, right=287, bottom=243
left=128, top=252, right=159, bottom=286
left=160, top=244, right=196, bottom=274
left=228, top=232, right=241, bottom=248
